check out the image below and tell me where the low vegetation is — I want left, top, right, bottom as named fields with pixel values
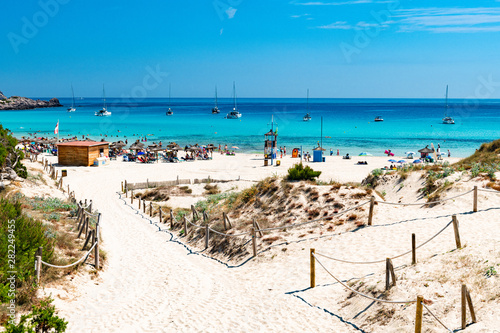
left=287, top=163, right=322, bottom=181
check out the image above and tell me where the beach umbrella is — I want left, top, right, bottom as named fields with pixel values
left=359, top=152, right=372, bottom=156
left=398, top=160, right=406, bottom=164
left=188, top=146, right=202, bottom=151
left=413, top=159, right=422, bottom=164
left=405, top=151, right=415, bottom=155
left=388, top=159, right=397, bottom=163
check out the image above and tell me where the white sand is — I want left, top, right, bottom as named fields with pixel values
left=31, top=153, right=498, bottom=332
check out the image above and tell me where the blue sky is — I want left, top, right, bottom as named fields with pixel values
left=1, top=0, right=500, bottom=98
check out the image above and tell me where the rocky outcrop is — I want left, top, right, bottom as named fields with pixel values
left=0, top=93, right=62, bottom=110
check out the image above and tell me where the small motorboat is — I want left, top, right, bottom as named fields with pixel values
left=225, top=109, right=241, bottom=119
left=303, top=113, right=311, bottom=121
left=374, top=116, right=383, bottom=122
left=95, top=108, right=111, bottom=116
left=166, top=108, right=173, bottom=116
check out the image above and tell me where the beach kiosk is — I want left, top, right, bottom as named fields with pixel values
left=418, top=146, right=434, bottom=159
left=313, top=146, right=326, bottom=162
left=57, top=141, right=110, bottom=166
left=264, top=130, right=277, bottom=166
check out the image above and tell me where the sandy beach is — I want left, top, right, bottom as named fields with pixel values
left=26, top=152, right=499, bottom=332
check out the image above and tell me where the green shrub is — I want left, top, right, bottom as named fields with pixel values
left=0, top=199, right=55, bottom=305
left=0, top=124, right=27, bottom=179
left=4, top=298, right=67, bottom=332
left=287, top=163, right=321, bottom=181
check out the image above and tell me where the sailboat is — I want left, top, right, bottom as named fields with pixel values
left=95, top=85, right=111, bottom=116
left=166, top=84, right=173, bottom=116
left=225, top=82, right=242, bottom=119
left=212, top=86, right=220, bottom=114
left=303, top=89, right=311, bottom=121
left=67, top=85, right=76, bottom=112
left=442, top=85, right=454, bottom=124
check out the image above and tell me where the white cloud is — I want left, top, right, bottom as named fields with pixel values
left=317, top=21, right=352, bottom=29
left=394, top=7, right=500, bottom=33
left=293, top=0, right=394, bottom=5
left=226, top=7, right=237, bottom=19
left=291, top=13, right=311, bottom=18
left=317, top=20, right=388, bottom=30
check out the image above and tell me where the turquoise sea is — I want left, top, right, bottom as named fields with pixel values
left=1, top=98, right=500, bottom=157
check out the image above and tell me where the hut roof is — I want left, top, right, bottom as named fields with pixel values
left=313, top=146, right=326, bottom=151
left=57, top=141, right=109, bottom=147
left=418, top=147, right=434, bottom=153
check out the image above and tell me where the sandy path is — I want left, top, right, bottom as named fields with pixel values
left=48, top=160, right=358, bottom=332
left=37, top=153, right=498, bottom=332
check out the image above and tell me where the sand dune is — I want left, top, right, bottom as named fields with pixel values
left=32, top=153, right=498, bottom=332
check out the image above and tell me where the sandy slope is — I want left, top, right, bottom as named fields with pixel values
left=33, top=153, right=498, bottom=332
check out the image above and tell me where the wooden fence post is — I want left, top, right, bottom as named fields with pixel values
left=142, top=200, right=145, bottom=214
left=36, top=255, right=42, bottom=285
left=368, top=196, right=375, bottom=225
left=159, top=208, right=163, bottom=223
left=170, top=210, right=174, bottom=228
left=452, top=215, right=462, bottom=249
left=415, top=295, right=423, bottom=333
left=82, top=230, right=93, bottom=250
left=121, top=181, right=124, bottom=192
left=95, top=215, right=100, bottom=269
left=310, top=248, right=316, bottom=288
left=124, top=180, right=127, bottom=194
left=473, top=186, right=478, bottom=212
left=251, top=227, right=257, bottom=257
left=183, top=216, right=188, bottom=236
left=412, top=233, right=416, bottom=265
left=253, top=219, right=264, bottom=237
left=461, top=284, right=467, bottom=329
left=205, top=225, right=210, bottom=249
left=138, top=197, right=141, bottom=210
left=222, top=212, right=227, bottom=230
left=223, top=212, right=232, bottom=229
left=149, top=202, right=152, bottom=217
left=88, top=200, right=92, bottom=213
left=131, top=190, right=134, bottom=204
left=465, top=285, right=477, bottom=325
left=386, top=258, right=396, bottom=290
left=191, top=205, right=199, bottom=221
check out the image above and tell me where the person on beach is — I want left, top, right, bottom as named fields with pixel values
left=337, top=149, right=339, bottom=156
left=330, top=148, right=333, bottom=156
left=284, top=146, right=286, bottom=156
left=448, top=149, right=451, bottom=157
left=437, top=144, right=441, bottom=154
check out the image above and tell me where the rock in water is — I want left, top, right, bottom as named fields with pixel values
left=0, top=92, right=62, bottom=110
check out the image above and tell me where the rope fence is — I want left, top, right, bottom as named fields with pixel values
left=310, top=252, right=471, bottom=332
left=123, top=182, right=500, bottom=261
left=35, top=195, right=102, bottom=285
left=123, top=175, right=257, bottom=191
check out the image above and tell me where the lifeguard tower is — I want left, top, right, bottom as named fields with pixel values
left=264, top=130, right=277, bottom=166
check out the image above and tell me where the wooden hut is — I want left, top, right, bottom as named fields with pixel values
left=57, top=141, right=110, bottom=166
